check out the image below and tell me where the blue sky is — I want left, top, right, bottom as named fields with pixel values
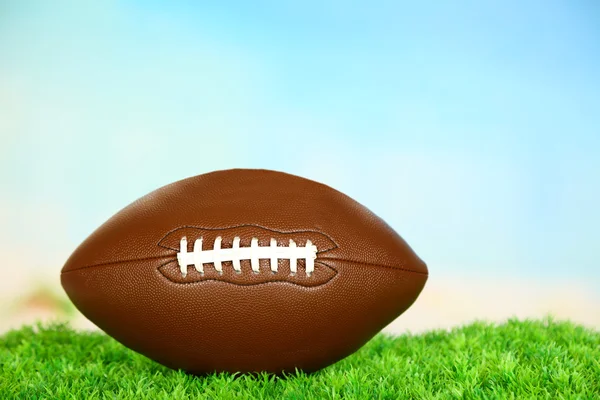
left=1, top=1, right=598, bottom=285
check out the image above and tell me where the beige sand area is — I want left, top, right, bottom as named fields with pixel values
left=1, top=269, right=599, bottom=335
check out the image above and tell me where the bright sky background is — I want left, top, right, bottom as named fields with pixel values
left=1, top=1, right=599, bottom=288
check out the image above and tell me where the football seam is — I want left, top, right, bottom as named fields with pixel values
left=317, top=257, right=429, bottom=275
left=157, top=260, right=339, bottom=288
left=60, top=255, right=427, bottom=276
left=157, top=224, right=339, bottom=254
left=61, top=254, right=173, bottom=273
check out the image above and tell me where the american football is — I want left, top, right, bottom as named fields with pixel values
left=61, top=169, right=428, bottom=374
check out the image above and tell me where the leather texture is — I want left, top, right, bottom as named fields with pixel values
left=61, top=169, right=428, bottom=374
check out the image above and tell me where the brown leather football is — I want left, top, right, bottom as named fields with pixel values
left=61, top=169, right=428, bottom=374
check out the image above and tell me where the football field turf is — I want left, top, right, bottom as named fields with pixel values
left=1, top=318, right=598, bottom=399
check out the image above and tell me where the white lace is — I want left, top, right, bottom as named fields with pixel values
left=176, top=236, right=318, bottom=278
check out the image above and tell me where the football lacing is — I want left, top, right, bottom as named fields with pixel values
left=176, top=236, right=318, bottom=278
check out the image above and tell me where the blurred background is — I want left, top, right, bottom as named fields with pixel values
left=1, top=1, right=598, bottom=334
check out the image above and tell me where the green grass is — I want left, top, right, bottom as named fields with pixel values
left=1, top=318, right=598, bottom=399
